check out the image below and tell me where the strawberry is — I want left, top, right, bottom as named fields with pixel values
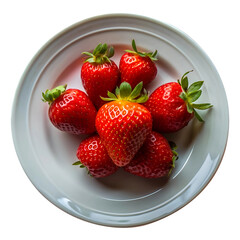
left=95, top=81, right=152, bottom=167
left=81, top=43, right=120, bottom=108
left=42, top=84, right=97, bottom=135
left=144, top=71, right=213, bottom=133
left=124, top=131, right=178, bottom=178
left=73, top=135, right=118, bottom=178
left=119, top=39, right=158, bottom=88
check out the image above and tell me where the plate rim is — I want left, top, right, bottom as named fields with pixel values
left=11, top=13, right=229, bottom=227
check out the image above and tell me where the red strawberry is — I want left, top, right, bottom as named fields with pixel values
left=73, top=135, right=118, bottom=178
left=95, top=82, right=152, bottom=167
left=144, top=71, right=213, bottom=133
left=124, top=131, right=178, bottom=178
left=42, top=84, right=97, bottom=135
left=119, top=39, right=158, bottom=88
left=81, top=43, right=120, bottom=108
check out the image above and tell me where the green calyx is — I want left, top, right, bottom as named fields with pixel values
left=125, top=39, right=158, bottom=61
left=73, top=161, right=91, bottom=176
left=82, top=43, right=114, bottom=64
left=168, top=141, right=178, bottom=175
left=42, top=84, right=67, bottom=104
left=178, top=71, right=213, bottom=122
left=101, top=81, right=149, bottom=103
left=73, top=160, right=85, bottom=168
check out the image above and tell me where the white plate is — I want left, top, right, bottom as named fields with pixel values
left=11, top=14, right=228, bottom=227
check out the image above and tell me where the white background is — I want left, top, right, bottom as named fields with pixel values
left=1, top=0, right=239, bottom=239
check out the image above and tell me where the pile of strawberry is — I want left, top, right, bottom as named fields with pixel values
left=42, top=40, right=212, bottom=178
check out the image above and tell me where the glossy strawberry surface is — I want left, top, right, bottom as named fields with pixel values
left=119, top=52, right=157, bottom=88
left=95, top=100, right=152, bottom=167
left=48, top=89, right=97, bottom=134
left=75, top=135, right=118, bottom=178
left=144, top=82, right=193, bottom=133
left=124, top=131, right=175, bottom=178
left=81, top=60, right=120, bottom=108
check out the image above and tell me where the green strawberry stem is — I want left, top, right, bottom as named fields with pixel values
left=125, top=39, right=158, bottom=61
left=101, top=81, right=149, bottom=103
left=42, top=84, right=67, bottom=105
left=82, top=43, right=114, bottom=64
left=72, top=161, right=91, bottom=176
left=72, top=160, right=85, bottom=168
left=168, top=141, right=178, bottom=175
left=178, top=71, right=213, bottom=122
